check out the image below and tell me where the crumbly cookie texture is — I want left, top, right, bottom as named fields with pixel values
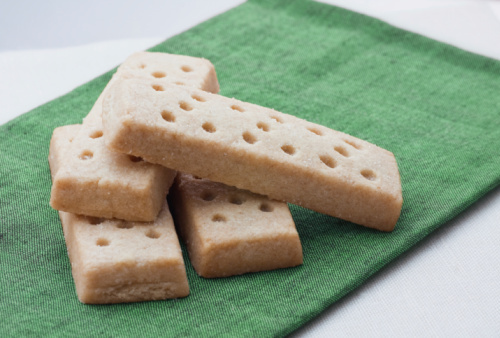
left=50, top=52, right=219, bottom=221
left=170, top=173, right=303, bottom=278
left=102, top=78, right=403, bottom=231
left=50, top=125, right=189, bottom=304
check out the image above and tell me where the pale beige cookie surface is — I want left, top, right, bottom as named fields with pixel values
left=117, top=51, right=220, bottom=96
left=84, top=52, right=220, bottom=123
left=50, top=52, right=220, bottom=221
left=170, top=173, right=303, bottom=278
left=102, top=79, right=403, bottom=231
left=50, top=119, right=174, bottom=221
left=50, top=125, right=189, bottom=304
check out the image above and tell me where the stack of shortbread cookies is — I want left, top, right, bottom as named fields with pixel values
left=49, top=52, right=402, bottom=304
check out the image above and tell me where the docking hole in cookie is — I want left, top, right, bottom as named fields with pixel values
left=259, top=202, right=274, bottom=212
left=201, top=191, right=216, bottom=201
left=307, top=127, right=323, bottom=136
left=202, top=122, right=216, bottom=133
left=211, top=214, right=227, bottom=222
left=344, top=139, right=361, bottom=150
left=281, top=144, right=296, bottom=155
left=231, top=105, right=244, bottom=112
left=361, top=169, right=376, bottom=181
left=96, top=238, right=109, bottom=247
left=257, top=121, right=270, bottom=132
left=320, top=155, right=336, bottom=168
left=152, top=84, right=164, bottom=91
left=90, top=130, right=103, bottom=139
left=229, top=196, right=245, bottom=205
left=129, top=155, right=143, bottom=162
left=161, top=110, right=175, bottom=122
left=334, top=146, right=349, bottom=157
left=152, top=71, right=166, bottom=78
left=116, top=223, right=134, bottom=229
left=79, top=150, right=93, bottom=160
left=146, top=229, right=161, bottom=239
left=179, top=101, right=193, bottom=111
left=192, top=94, right=206, bottom=102
left=243, top=131, right=257, bottom=144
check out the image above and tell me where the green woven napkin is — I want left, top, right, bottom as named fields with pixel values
left=2, top=0, right=500, bottom=336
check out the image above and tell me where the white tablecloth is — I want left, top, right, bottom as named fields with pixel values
left=1, top=1, right=499, bottom=336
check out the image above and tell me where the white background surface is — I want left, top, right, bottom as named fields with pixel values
left=1, top=1, right=499, bottom=336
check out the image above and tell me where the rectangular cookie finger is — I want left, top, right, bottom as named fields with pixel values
left=102, top=78, right=403, bottom=231
left=170, top=173, right=303, bottom=278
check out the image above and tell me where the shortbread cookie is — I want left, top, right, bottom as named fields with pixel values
left=50, top=52, right=220, bottom=221
left=83, top=52, right=220, bottom=123
left=170, top=173, right=303, bottom=278
left=117, top=51, right=219, bottom=96
left=50, top=118, right=175, bottom=221
left=50, top=125, right=189, bottom=304
left=102, top=79, right=403, bottom=231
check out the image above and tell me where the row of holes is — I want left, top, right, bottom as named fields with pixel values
left=210, top=202, right=273, bottom=222
left=95, top=229, right=160, bottom=247
left=147, top=64, right=194, bottom=86
left=152, top=85, right=247, bottom=116
left=155, top=85, right=374, bottom=181
left=209, top=203, right=271, bottom=224
left=139, top=63, right=193, bottom=75
left=200, top=191, right=275, bottom=212
left=79, top=150, right=143, bottom=163
left=86, top=217, right=161, bottom=246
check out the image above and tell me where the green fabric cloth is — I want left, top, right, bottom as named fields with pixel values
left=1, top=0, right=500, bottom=336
